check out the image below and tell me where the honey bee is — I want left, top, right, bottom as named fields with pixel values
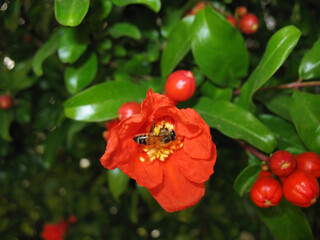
left=133, top=122, right=176, bottom=146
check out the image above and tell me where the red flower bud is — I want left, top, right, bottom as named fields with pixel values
left=165, top=70, right=196, bottom=103
left=270, top=150, right=296, bottom=177
left=283, top=170, right=319, bottom=207
left=250, top=177, right=283, bottom=207
left=295, top=152, right=320, bottom=178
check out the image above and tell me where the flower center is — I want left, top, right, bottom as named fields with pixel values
left=138, top=121, right=183, bottom=163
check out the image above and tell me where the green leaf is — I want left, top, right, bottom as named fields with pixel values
left=55, top=0, right=90, bottom=27
left=90, top=0, right=113, bottom=21
left=259, top=114, right=306, bottom=151
left=43, top=124, right=67, bottom=168
left=64, top=52, right=98, bottom=94
left=58, top=27, right=88, bottom=64
left=161, top=16, right=194, bottom=77
left=32, top=29, right=63, bottom=76
left=290, top=91, right=320, bottom=154
left=109, top=22, right=142, bottom=40
left=63, top=81, right=147, bottom=122
left=299, top=38, right=320, bottom=80
left=233, top=165, right=260, bottom=196
left=4, top=0, right=21, bottom=31
left=107, top=168, right=130, bottom=201
left=0, top=111, right=13, bottom=142
left=255, top=200, right=314, bottom=240
left=256, top=92, right=292, bottom=121
left=238, top=26, right=301, bottom=109
left=191, top=7, right=248, bottom=88
left=10, top=60, right=37, bottom=92
left=111, top=0, right=161, bottom=12
left=194, top=97, right=277, bottom=153
left=199, top=81, right=233, bottom=101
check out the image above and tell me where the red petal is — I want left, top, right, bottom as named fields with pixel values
left=117, top=140, right=164, bottom=189
left=142, top=89, right=173, bottom=117
left=100, top=114, right=145, bottom=169
left=100, top=128, right=120, bottom=169
left=184, top=133, right=213, bottom=160
left=149, top=158, right=205, bottom=212
left=176, top=146, right=216, bottom=183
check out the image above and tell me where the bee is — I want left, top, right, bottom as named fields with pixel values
left=133, top=122, right=176, bottom=146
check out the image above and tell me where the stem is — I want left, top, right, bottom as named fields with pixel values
left=233, top=80, right=320, bottom=95
left=237, top=141, right=270, bottom=163
left=259, top=80, right=320, bottom=91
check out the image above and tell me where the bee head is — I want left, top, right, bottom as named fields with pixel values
left=170, top=130, right=176, bottom=141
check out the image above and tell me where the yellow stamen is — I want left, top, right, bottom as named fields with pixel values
left=138, top=121, right=183, bottom=163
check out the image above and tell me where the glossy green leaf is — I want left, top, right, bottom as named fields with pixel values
left=109, top=22, right=142, bottom=40
left=238, top=26, right=301, bottom=109
left=161, top=15, right=194, bottom=77
left=200, top=81, right=233, bottom=101
left=107, top=168, right=129, bottom=201
left=4, top=0, right=21, bottom=31
left=191, top=7, right=248, bottom=88
left=257, top=92, right=292, bottom=121
left=194, top=97, right=277, bottom=153
left=256, top=200, right=314, bottom=240
left=146, top=42, right=160, bottom=62
left=290, top=91, right=320, bottom=154
left=233, top=165, right=260, bottom=196
left=90, top=0, right=112, bottom=21
left=259, top=114, right=306, bottom=150
left=118, top=55, right=151, bottom=75
left=0, top=111, right=13, bottom=142
left=299, top=38, right=320, bottom=80
left=160, top=9, right=184, bottom=38
left=55, top=0, right=90, bottom=27
left=58, top=27, right=88, bottom=64
left=32, top=29, right=63, bottom=76
left=111, top=0, right=161, bottom=12
left=64, top=52, right=98, bottom=94
left=63, top=81, right=147, bottom=121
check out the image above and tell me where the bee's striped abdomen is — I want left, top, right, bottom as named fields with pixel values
left=133, top=135, right=149, bottom=145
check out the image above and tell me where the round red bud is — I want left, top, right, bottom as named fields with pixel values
left=165, top=70, right=196, bottom=103
left=283, top=170, right=319, bottom=207
left=0, top=94, right=12, bottom=110
left=295, top=152, right=320, bottom=178
left=118, top=102, right=141, bottom=121
left=226, top=16, right=237, bottom=28
left=250, top=177, right=283, bottom=208
left=239, top=13, right=259, bottom=34
left=270, top=150, right=296, bottom=177
left=236, top=6, right=248, bottom=18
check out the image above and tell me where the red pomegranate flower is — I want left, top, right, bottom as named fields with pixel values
left=41, top=221, right=69, bottom=240
left=100, top=89, right=217, bottom=212
left=41, top=216, right=76, bottom=240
